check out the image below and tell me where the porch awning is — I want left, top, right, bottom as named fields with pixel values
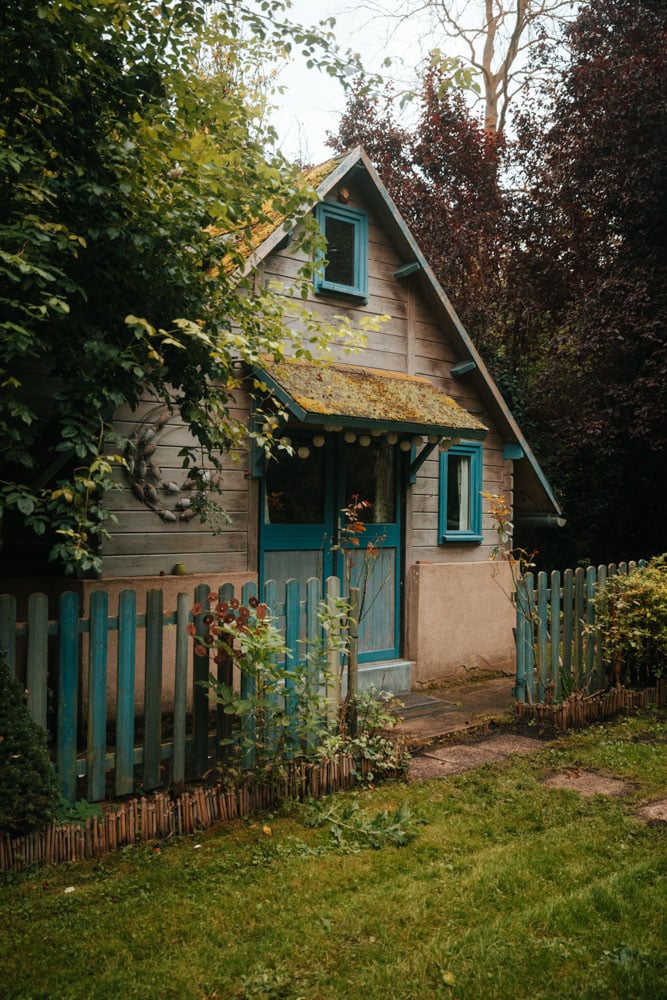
left=254, top=356, right=487, bottom=440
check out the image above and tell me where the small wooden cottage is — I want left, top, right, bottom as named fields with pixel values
left=6, top=147, right=562, bottom=692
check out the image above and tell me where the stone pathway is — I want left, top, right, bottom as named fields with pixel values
left=408, top=733, right=543, bottom=781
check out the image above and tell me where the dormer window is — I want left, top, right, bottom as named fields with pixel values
left=314, top=202, right=368, bottom=302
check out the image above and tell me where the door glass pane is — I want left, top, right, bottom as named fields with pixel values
left=324, top=217, right=356, bottom=287
left=343, top=441, right=396, bottom=523
left=264, top=442, right=325, bottom=524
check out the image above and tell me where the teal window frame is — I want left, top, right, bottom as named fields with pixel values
left=439, top=441, right=483, bottom=543
left=314, top=202, right=368, bottom=302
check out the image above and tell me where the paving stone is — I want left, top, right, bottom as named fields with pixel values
left=480, top=735, right=544, bottom=756
left=638, top=799, right=667, bottom=824
left=422, top=744, right=502, bottom=768
left=542, top=770, right=630, bottom=797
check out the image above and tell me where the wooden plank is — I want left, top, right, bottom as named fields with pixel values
left=115, top=589, right=136, bottom=797
left=574, top=567, right=585, bottom=687
left=550, top=570, right=561, bottom=702
left=192, top=583, right=211, bottom=778
left=562, top=569, right=574, bottom=683
left=284, top=578, right=301, bottom=752
left=325, top=575, right=342, bottom=722
left=172, top=592, right=189, bottom=789
left=57, top=591, right=80, bottom=803
left=26, top=593, right=48, bottom=729
left=143, top=589, right=163, bottom=792
left=585, top=566, right=597, bottom=689
left=101, top=552, right=249, bottom=577
left=536, top=572, right=549, bottom=702
left=216, top=582, right=235, bottom=760
left=102, top=530, right=247, bottom=557
left=0, top=594, right=17, bottom=672
left=87, top=591, right=109, bottom=802
left=240, top=580, right=259, bottom=765
left=262, top=579, right=280, bottom=754
left=595, top=564, right=608, bottom=687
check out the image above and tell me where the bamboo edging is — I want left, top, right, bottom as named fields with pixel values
left=516, top=680, right=667, bottom=731
left=0, top=752, right=389, bottom=873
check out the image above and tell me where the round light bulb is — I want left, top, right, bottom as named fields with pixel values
left=359, top=434, right=371, bottom=446
left=344, top=431, right=356, bottom=444
left=386, top=432, right=398, bottom=445
left=297, top=446, right=310, bottom=459
left=313, top=435, right=325, bottom=448
left=399, top=439, right=412, bottom=452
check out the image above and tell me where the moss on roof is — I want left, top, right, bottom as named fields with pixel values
left=261, top=356, right=487, bottom=436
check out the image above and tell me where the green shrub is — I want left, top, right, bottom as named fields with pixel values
left=594, top=555, right=667, bottom=687
left=0, top=655, right=60, bottom=837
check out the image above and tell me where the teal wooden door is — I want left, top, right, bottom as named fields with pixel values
left=260, top=435, right=401, bottom=662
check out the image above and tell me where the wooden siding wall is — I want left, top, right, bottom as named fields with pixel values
left=103, top=394, right=254, bottom=579
left=262, top=183, right=512, bottom=564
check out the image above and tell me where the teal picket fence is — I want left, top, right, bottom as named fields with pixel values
left=0, top=578, right=342, bottom=804
left=515, top=560, right=647, bottom=704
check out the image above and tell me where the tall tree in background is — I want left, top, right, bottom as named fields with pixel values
left=334, top=0, right=666, bottom=565
left=357, top=0, right=577, bottom=132
left=516, top=0, right=667, bottom=564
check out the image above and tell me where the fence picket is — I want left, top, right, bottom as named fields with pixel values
left=115, top=590, right=136, bottom=797
left=57, top=592, right=80, bottom=802
left=26, top=593, right=49, bottom=729
left=143, top=589, right=163, bottom=792
left=585, top=566, right=597, bottom=685
left=550, top=570, right=561, bottom=702
left=192, top=583, right=211, bottom=779
left=537, top=572, right=549, bottom=702
left=284, top=579, right=301, bottom=753
left=87, top=591, right=108, bottom=801
left=172, top=593, right=189, bottom=789
left=574, top=568, right=585, bottom=685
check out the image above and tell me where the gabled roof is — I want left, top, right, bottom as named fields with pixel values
left=250, top=146, right=561, bottom=520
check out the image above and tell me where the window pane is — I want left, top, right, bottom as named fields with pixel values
left=264, top=444, right=325, bottom=524
left=447, top=455, right=470, bottom=531
left=343, top=441, right=396, bottom=523
left=324, top=217, right=356, bottom=287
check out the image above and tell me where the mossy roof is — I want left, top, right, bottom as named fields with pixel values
left=257, top=356, right=487, bottom=438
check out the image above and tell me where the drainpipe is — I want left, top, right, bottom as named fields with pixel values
left=514, top=514, right=567, bottom=528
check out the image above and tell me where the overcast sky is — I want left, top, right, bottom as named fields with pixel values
left=270, top=0, right=433, bottom=164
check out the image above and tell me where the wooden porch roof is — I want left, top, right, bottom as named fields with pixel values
left=255, top=356, right=487, bottom=439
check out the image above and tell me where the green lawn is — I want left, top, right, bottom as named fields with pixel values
left=2, top=713, right=666, bottom=1000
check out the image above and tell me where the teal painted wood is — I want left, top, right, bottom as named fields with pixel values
left=173, top=593, right=189, bottom=788
left=550, top=570, right=562, bottom=701
left=515, top=575, right=534, bottom=701
left=325, top=575, right=342, bottom=720
left=143, top=589, right=163, bottom=792
left=305, top=577, right=321, bottom=749
left=26, top=593, right=48, bottom=729
left=585, top=566, right=597, bottom=686
left=115, top=590, right=137, bottom=797
left=562, top=569, right=574, bottom=681
left=574, top=567, right=585, bottom=686
left=192, top=583, right=211, bottom=778
left=57, top=591, right=80, bottom=803
left=536, top=572, right=549, bottom=702
left=87, top=591, right=109, bottom=802
left=216, top=583, right=236, bottom=761
left=240, top=581, right=259, bottom=766
left=0, top=594, right=17, bottom=670
left=284, top=578, right=301, bottom=752
left=262, top=579, right=280, bottom=754
left=595, top=564, right=608, bottom=686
